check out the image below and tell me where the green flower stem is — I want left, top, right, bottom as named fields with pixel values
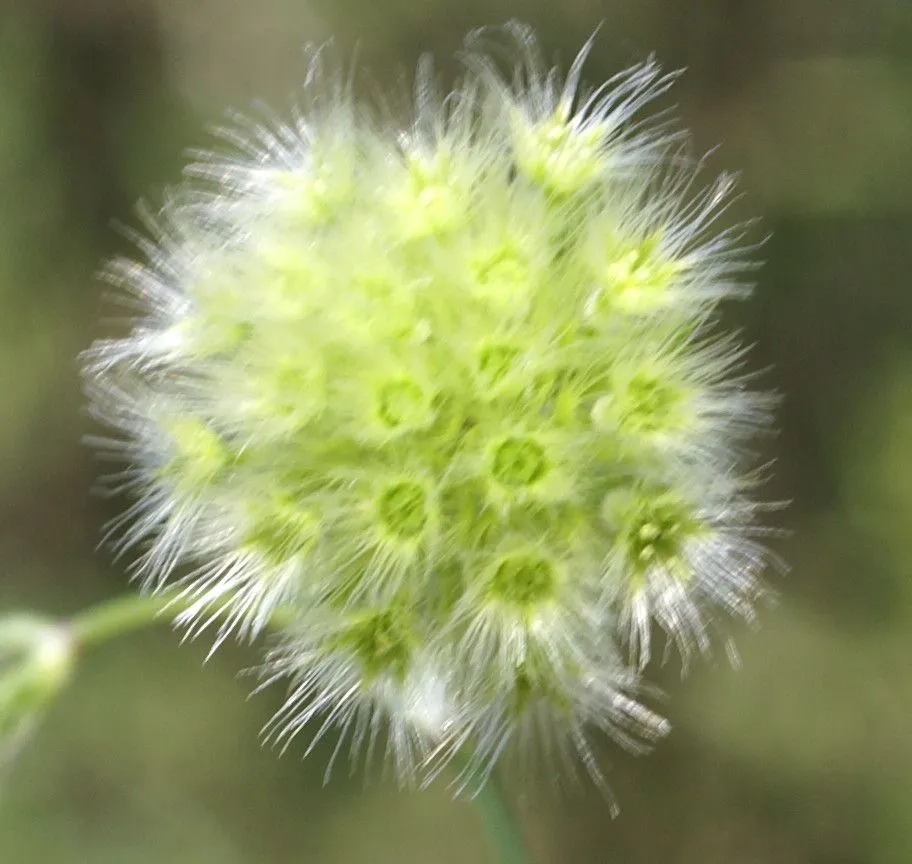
left=470, top=769, right=530, bottom=864
left=69, top=590, right=298, bottom=650
left=66, top=590, right=530, bottom=864
left=71, top=590, right=185, bottom=648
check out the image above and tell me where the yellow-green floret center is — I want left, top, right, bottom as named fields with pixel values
left=490, top=437, right=549, bottom=487
left=376, top=481, right=429, bottom=540
left=617, top=490, right=703, bottom=573
left=377, top=379, right=432, bottom=429
left=489, top=554, right=557, bottom=608
left=333, top=608, right=415, bottom=681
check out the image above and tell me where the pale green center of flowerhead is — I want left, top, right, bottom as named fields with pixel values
left=376, top=481, right=429, bottom=540
left=490, top=436, right=549, bottom=487
left=513, top=107, right=605, bottom=196
left=488, top=553, right=557, bottom=608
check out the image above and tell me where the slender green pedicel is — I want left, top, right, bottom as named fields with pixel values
left=83, top=24, right=773, bottom=790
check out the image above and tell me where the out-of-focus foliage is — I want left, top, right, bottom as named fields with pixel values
left=0, top=16, right=68, bottom=491
left=1, top=1, right=911, bottom=861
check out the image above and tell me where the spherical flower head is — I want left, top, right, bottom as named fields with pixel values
left=84, top=24, right=774, bottom=790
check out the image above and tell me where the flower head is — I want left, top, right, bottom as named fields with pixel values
left=85, top=24, right=774, bottom=790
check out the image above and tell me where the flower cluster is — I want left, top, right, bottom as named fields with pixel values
left=85, top=25, right=773, bottom=791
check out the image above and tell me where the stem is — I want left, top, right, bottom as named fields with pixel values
left=464, top=763, right=530, bottom=864
left=69, top=589, right=298, bottom=650
left=70, top=590, right=186, bottom=648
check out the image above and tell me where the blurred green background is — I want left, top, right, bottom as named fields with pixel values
left=1, top=1, right=911, bottom=861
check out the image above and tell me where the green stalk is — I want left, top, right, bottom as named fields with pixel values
left=69, top=590, right=297, bottom=649
left=470, top=768, right=530, bottom=864
left=70, top=590, right=188, bottom=648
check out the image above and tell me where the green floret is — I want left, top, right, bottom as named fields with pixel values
left=376, top=377, right=435, bottom=431
left=587, top=232, right=685, bottom=318
left=475, top=340, right=522, bottom=394
left=512, top=107, right=606, bottom=196
left=376, top=480, right=430, bottom=541
left=390, top=151, right=470, bottom=238
left=487, top=552, right=557, bottom=609
left=489, top=436, right=549, bottom=488
left=161, top=418, right=233, bottom=492
left=592, top=359, right=694, bottom=446
left=602, top=484, right=705, bottom=580
left=244, top=497, right=321, bottom=565
left=329, top=606, right=417, bottom=681
left=469, top=240, right=531, bottom=304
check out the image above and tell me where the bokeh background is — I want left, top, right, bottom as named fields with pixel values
left=1, top=1, right=911, bottom=861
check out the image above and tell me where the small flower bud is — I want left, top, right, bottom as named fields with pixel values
left=0, top=615, right=76, bottom=771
